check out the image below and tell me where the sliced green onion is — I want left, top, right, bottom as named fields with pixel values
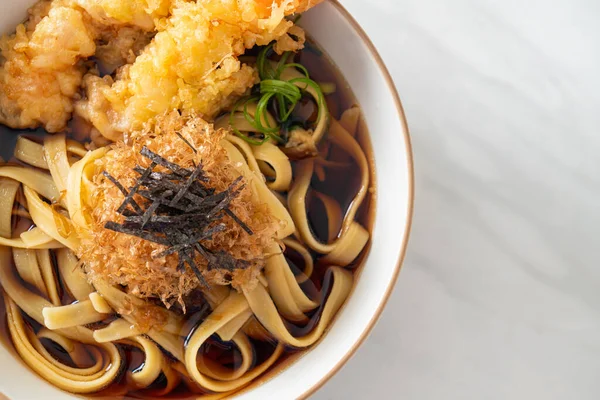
left=229, top=42, right=329, bottom=146
left=275, top=51, right=292, bottom=77
left=257, top=44, right=276, bottom=80
left=260, top=80, right=301, bottom=101
left=289, top=77, right=326, bottom=124
left=283, top=63, right=310, bottom=78
left=230, top=96, right=275, bottom=145
left=255, top=93, right=279, bottom=134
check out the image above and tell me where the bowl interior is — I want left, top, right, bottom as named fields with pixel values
left=235, top=3, right=412, bottom=398
left=0, top=1, right=413, bottom=399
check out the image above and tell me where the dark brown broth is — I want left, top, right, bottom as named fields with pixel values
left=0, top=39, right=376, bottom=399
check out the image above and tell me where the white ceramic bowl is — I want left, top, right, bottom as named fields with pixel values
left=0, top=1, right=413, bottom=398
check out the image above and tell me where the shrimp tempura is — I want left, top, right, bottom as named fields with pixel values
left=77, top=0, right=321, bottom=140
left=0, top=0, right=322, bottom=136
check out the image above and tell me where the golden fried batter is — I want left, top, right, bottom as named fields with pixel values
left=0, top=2, right=95, bottom=132
left=78, top=0, right=321, bottom=140
left=0, top=0, right=156, bottom=132
left=72, top=0, right=172, bottom=31
left=0, top=0, right=321, bottom=135
left=95, top=27, right=154, bottom=75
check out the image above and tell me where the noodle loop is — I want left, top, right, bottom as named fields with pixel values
left=0, top=8, right=372, bottom=393
left=0, top=106, right=371, bottom=396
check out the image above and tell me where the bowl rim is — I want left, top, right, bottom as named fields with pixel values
left=297, top=0, right=414, bottom=398
left=0, top=0, right=413, bottom=397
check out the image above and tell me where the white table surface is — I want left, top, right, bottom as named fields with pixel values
left=314, top=0, right=600, bottom=399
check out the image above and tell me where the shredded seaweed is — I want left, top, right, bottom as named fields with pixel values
left=140, top=147, right=193, bottom=177
left=104, top=146, right=254, bottom=287
left=117, top=161, right=156, bottom=214
left=102, top=171, right=143, bottom=214
left=175, top=131, right=198, bottom=154
left=229, top=42, right=327, bottom=146
left=224, top=208, right=253, bottom=235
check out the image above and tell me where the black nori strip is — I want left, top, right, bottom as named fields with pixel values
left=102, top=171, right=127, bottom=194
left=175, top=132, right=197, bottom=154
left=141, top=190, right=173, bottom=228
left=102, top=171, right=144, bottom=214
left=206, top=179, right=245, bottom=219
left=177, top=257, right=186, bottom=272
left=136, top=190, right=190, bottom=212
left=103, top=146, right=255, bottom=288
left=157, top=245, right=188, bottom=259
left=210, top=251, right=235, bottom=271
left=185, top=190, right=228, bottom=213
left=209, top=251, right=250, bottom=272
left=104, top=221, right=170, bottom=246
left=188, top=184, right=212, bottom=198
left=117, top=162, right=156, bottom=214
left=194, top=243, right=215, bottom=265
left=144, top=181, right=200, bottom=205
left=134, top=167, right=209, bottom=186
left=140, top=147, right=192, bottom=177
left=122, top=221, right=171, bottom=233
left=136, top=170, right=209, bottom=204
left=121, top=209, right=139, bottom=217
left=224, top=208, right=253, bottom=235
left=169, top=163, right=205, bottom=207
left=125, top=213, right=209, bottom=225
left=179, top=250, right=209, bottom=288
left=157, top=223, right=227, bottom=258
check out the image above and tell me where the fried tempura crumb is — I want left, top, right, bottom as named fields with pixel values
left=0, top=0, right=321, bottom=135
left=71, top=0, right=172, bottom=31
left=94, top=27, right=154, bottom=75
left=0, top=3, right=95, bottom=132
left=76, top=0, right=320, bottom=139
left=0, top=0, right=159, bottom=132
left=79, top=112, right=279, bottom=309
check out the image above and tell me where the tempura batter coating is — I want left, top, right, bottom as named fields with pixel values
left=0, top=0, right=321, bottom=135
left=72, top=0, right=172, bottom=31
left=0, top=3, right=95, bottom=132
left=0, top=0, right=153, bottom=133
left=77, top=0, right=321, bottom=139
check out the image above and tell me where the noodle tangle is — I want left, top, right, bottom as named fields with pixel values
left=0, top=104, right=369, bottom=396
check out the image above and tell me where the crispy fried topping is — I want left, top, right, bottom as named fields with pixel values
left=79, top=112, right=279, bottom=309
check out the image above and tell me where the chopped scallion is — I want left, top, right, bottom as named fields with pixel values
left=229, top=42, right=328, bottom=146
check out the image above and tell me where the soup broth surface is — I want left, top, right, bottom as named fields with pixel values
left=0, top=37, right=375, bottom=399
